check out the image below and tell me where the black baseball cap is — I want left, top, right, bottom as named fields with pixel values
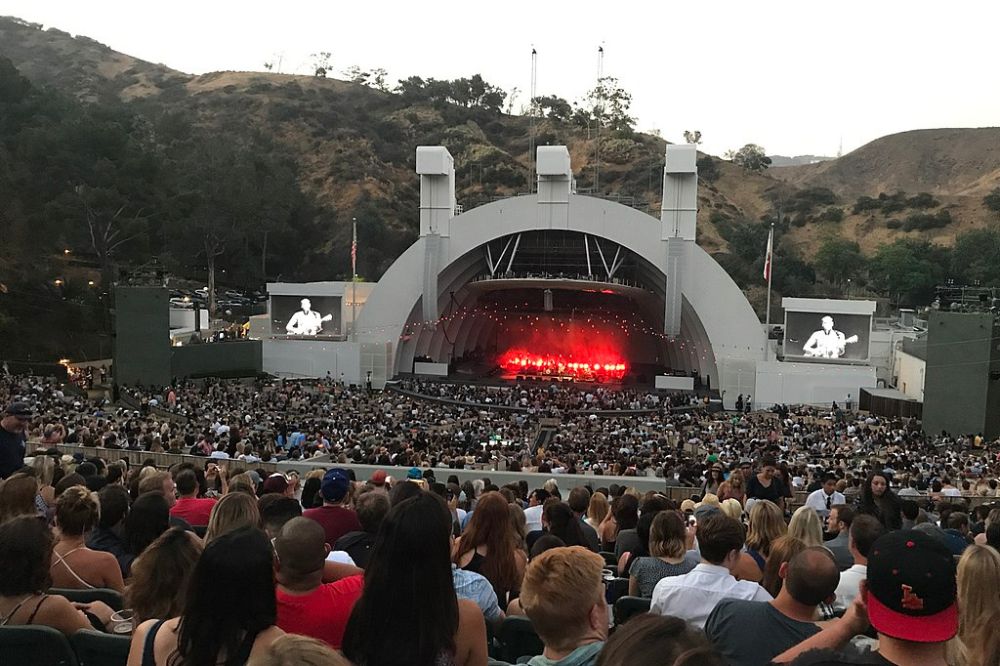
left=866, top=529, right=957, bottom=643
left=5, top=402, right=33, bottom=418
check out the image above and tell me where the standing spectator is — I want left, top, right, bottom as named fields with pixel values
left=747, top=456, right=787, bottom=512
left=342, top=492, right=488, bottom=666
left=126, top=527, right=203, bottom=625
left=273, top=517, right=364, bottom=649
left=772, top=530, right=957, bottom=666
left=128, top=527, right=285, bottom=665
left=519, top=546, right=608, bottom=666
left=302, top=469, right=361, bottom=546
left=706, top=547, right=840, bottom=666
left=51, top=486, right=125, bottom=593
left=823, top=505, right=854, bottom=571
left=856, top=472, right=902, bottom=530
left=651, top=513, right=771, bottom=629
left=0, top=402, right=31, bottom=480
left=832, top=515, right=884, bottom=612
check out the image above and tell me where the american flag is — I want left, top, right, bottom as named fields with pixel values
left=763, top=225, right=773, bottom=282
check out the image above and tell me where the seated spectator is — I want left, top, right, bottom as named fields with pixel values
left=226, top=472, right=258, bottom=496
left=823, top=505, right=854, bottom=571
left=773, top=530, right=957, bottom=666
left=628, top=511, right=698, bottom=597
left=651, top=513, right=771, bottom=629
left=832, top=514, right=883, bottom=611
left=334, top=490, right=390, bottom=568
left=0, top=517, right=115, bottom=634
left=204, top=491, right=261, bottom=544
left=342, top=491, right=487, bottom=666
left=734, top=500, right=785, bottom=582
left=126, top=492, right=171, bottom=561
left=299, top=471, right=324, bottom=509
left=613, top=494, right=665, bottom=560
left=706, top=547, right=840, bottom=666
left=126, top=527, right=203, bottom=624
left=247, top=634, right=349, bottom=666
left=595, top=613, right=724, bottom=666
left=584, top=491, right=609, bottom=529
left=600, top=494, right=638, bottom=552
left=302, top=468, right=361, bottom=545
left=524, top=488, right=551, bottom=533
left=86, top=484, right=134, bottom=577
left=259, top=495, right=303, bottom=538
left=954, top=544, right=1000, bottom=666
left=0, top=472, right=40, bottom=523
left=128, top=527, right=284, bottom=665
left=942, top=511, right=971, bottom=555
left=788, top=507, right=824, bottom=547
left=567, top=487, right=601, bottom=551
left=454, top=491, right=527, bottom=610
left=761, top=536, right=807, bottom=599
left=51, top=486, right=124, bottom=592
left=519, top=546, right=608, bottom=666
left=169, top=469, right=217, bottom=527
left=273, top=517, right=364, bottom=649
left=261, top=473, right=294, bottom=497
left=530, top=500, right=588, bottom=550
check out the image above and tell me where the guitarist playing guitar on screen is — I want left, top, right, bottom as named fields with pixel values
left=285, top=298, right=334, bottom=336
left=802, top=315, right=859, bottom=359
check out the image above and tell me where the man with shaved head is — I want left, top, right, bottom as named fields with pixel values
left=273, top=517, right=364, bottom=649
left=705, top=547, right=841, bottom=666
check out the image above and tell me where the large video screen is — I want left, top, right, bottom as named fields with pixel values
left=271, top=296, right=342, bottom=336
left=783, top=312, right=871, bottom=362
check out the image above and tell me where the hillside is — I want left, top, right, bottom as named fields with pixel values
left=3, top=15, right=1000, bottom=361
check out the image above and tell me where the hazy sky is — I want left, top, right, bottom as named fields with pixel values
left=3, top=0, right=998, bottom=157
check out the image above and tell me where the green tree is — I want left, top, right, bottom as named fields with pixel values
left=586, top=76, right=635, bottom=133
left=951, top=228, right=1000, bottom=285
left=869, top=239, right=950, bottom=306
left=813, top=237, right=864, bottom=288
left=683, top=130, right=702, bottom=145
left=311, top=52, right=331, bottom=78
left=726, top=144, right=772, bottom=173
left=532, top=95, right=572, bottom=122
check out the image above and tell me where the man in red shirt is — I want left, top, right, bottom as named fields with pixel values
left=274, top=517, right=364, bottom=648
left=303, top=468, right=361, bottom=545
left=169, top=469, right=217, bottom=527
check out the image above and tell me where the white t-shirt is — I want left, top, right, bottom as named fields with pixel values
left=523, top=504, right=544, bottom=533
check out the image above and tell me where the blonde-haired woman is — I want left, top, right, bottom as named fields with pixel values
left=788, top=506, right=824, bottom=547
left=954, top=544, right=1000, bottom=666
left=733, top=500, right=786, bottom=582
left=719, top=469, right=746, bottom=505
left=585, top=491, right=609, bottom=529
left=720, top=498, right=743, bottom=521
left=204, top=492, right=262, bottom=544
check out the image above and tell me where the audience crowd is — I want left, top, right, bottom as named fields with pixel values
left=1, top=370, right=1000, bottom=665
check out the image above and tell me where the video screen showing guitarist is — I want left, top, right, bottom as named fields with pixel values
left=285, top=299, right=334, bottom=336
left=802, top=315, right=858, bottom=359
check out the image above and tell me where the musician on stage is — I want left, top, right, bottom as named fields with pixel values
left=285, top=298, right=333, bottom=336
left=802, top=315, right=856, bottom=359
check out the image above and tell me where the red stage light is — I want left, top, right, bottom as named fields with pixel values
left=499, top=349, right=628, bottom=381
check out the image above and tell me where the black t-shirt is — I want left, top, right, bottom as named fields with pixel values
left=747, top=474, right=786, bottom=504
left=0, top=427, right=26, bottom=479
left=783, top=648, right=899, bottom=665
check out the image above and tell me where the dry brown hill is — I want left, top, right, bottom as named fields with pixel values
left=772, top=127, right=1000, bottom=198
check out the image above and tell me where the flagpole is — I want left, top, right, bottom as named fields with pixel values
left=351, top=217, right=357, bottom=342
left=764, top=223, right=774, bottom=360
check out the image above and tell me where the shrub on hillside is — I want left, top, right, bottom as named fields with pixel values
left=886, top=219, right=902, bottom=229
left=697, top=156, right=719, bottom=183
left=853, top=196, right=881, bottom=214
left=818, top=207, right=844, bottom=223
left=902, top=209, right=951, bottom=232
left=906, top=192, right=939, bottom=209
left=984, top=188, right=1000, bottom=213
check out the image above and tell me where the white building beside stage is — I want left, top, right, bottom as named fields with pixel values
left=254, top=144, right=897, bottom=409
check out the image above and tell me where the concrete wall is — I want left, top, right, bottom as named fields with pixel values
left=263, top=339, right=361, bottom=383
left=171, top=340, right=262, bottom=380
left=894, top=350, right=925, bottom=401
left=114, top=287, right=172, bottom=387
left=754, top=360, right=876, bottom=408
left=923, top=312, right=1000, bottom=437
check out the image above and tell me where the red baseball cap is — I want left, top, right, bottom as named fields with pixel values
left=865, top=530, right=957, bottom=643
left=370, top=470, right=387, bottom=486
